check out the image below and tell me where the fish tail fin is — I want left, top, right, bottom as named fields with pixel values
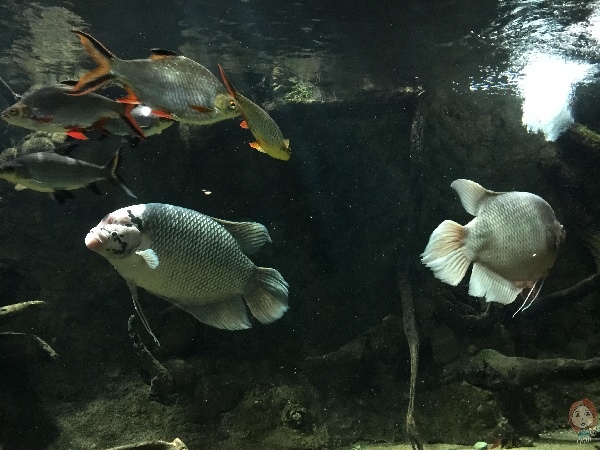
left=218, top=64, right=237, bottom=97
left=421, top=220, right=470, bottom=285
left=105, top=146, right=137, bottom=198
left=469, top=262, right=521, bottom=305
left=70, top=30, right=117, bottom=95
left=119, top=103, right=146, bottom=139
left=244, top=267, right=289, bottom=324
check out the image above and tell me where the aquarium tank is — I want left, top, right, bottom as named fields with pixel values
left=1, top=0, right=600, bottom=449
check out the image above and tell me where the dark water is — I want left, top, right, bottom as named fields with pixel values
left=1, top=1, right=600, bottom=449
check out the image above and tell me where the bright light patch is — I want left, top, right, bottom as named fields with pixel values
left=139, top=106, right=152, bottom=117
left=517, top=52, right=594, bottom=141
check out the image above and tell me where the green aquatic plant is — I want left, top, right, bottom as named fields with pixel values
left=283, top=79, right=321, bottom=103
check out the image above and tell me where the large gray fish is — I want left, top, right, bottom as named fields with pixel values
left=1, top=83, right=144, bottom=140
left=421, top=179, right=564, bottom=311
left=84, top=203, right=289, bottom=344
left=69, top=30, right=240, bottom=125
left=0, top=145, right=136, bottom=203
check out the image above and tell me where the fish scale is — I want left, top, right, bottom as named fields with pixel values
left=70, top=31, right=240, bottom=125
left=85, top=203, right=289, bottom=344
left=114, top=58, right=229, bottom=123
left=467, top=192, right=557, bottom=280
left=421, top=179, right=564, bottom=306
left=138, top=205, right=253, bottom=300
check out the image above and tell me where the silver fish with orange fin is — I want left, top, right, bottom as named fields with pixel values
left=1, top=83, right=144, bottom=140
left=0, top=144, right=136, bottom=203
left=218, top=65, right=291, bottom=161
left=69, top=30, right=240, bottom=125
left=421, top=179, right=565, bottom=313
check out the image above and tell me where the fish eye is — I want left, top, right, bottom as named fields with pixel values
left=229, top=100, right=236, bottom=110
left=8, top=108, right=19, bottom=117
left=111, top=231, right=118, bottom=238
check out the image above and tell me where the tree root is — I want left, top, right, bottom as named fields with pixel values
left=396, top=88, right=426, bottom=450
left=536, top=273, right=600, bottom=307
left=127, top=315, right=175, bottom=405
left=0, top=300, right=45, bottom=320
left=443, top=348, right=600, bottom=390
left=0, top=331, right=57, bottom=360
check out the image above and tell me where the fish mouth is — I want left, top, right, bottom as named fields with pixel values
left=85, top=227, right=108, bottom=252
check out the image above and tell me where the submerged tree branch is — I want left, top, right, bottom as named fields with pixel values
left=0, top=300, right=45, bottom=320
left=106, top=437, right=188, bottom=450
left=445, top=348, right=600, bottom=390
left=397, top=88, right=426, bottom=450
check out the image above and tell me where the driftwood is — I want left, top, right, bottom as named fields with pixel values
left=107, top=437, right=187, bottom=450
left=0, top=331, right=57, bottom=360
left=444, top=348, right=600, bottom=390
left=0, top=300, right=45, bottom=320
left=397, top=88, right=425, bottom=450
left=537, top=273, right=600, bottom=307
left=127, top=315, right=175, bottom=405
left=0, top=300, right=57, bottom=360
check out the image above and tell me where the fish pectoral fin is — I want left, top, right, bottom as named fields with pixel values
left=469, top=262, right=522, bottom=305
left=175, top=295, right=251, bottom=330
left=150, top=109, right=177, bottom=119
left=38, top=115, right=54, bottom=123
left=66, top=130, right=89, bottom=140
left=244, top=267, right=289, bottom=324
left=451, top=179, right=501, bottom=216
left=188, top=104, right=213, bottom=113
left=249, top=142, right=266, bottom=153
left=211, top=218, right=271, bottom=255
left=126, top=279, right=160, bottom=346
left=135, top=249, right=159, bottom=269
left=240, top=120, right=250, bottom=129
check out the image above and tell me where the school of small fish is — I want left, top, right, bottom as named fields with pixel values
left=0, top=27, right=571, bottom=345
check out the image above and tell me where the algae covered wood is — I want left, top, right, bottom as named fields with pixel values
left=0, top=300, right=44, bottom=320
left=106, top=437, right=187, bottom=450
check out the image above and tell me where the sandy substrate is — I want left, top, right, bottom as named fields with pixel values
left=357, top=431, right=597, bottom=450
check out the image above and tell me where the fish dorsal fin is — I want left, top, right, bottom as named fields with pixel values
left=218, top=64, right=238, bottom=97
left=212, top=218, right=272, bottom=255
left=174, top=295, right=252, bottom=330
left=135, top=248, right=159, bottom=269
left=149, top=48, right=181, bottom=59
left=451, top=179, right=500, bottom=216
left=126, top=279, right=160, bottom=346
